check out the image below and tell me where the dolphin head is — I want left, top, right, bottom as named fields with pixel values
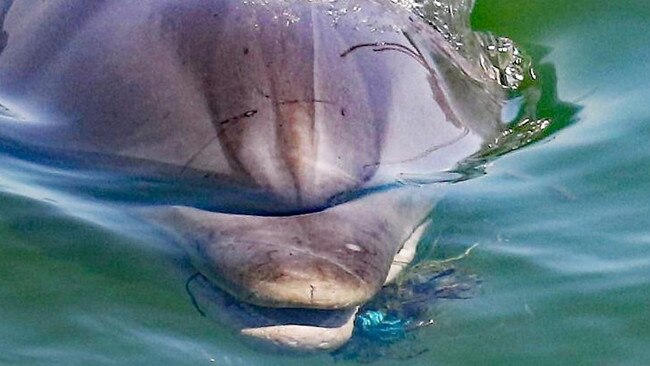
left=0, top=0, right=505, bottom=350
left=151, top=0, right=504, bottom=210
left=149, top=0, right=505, bottom=345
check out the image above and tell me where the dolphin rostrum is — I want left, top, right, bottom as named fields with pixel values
left=0, top=0, right=506, bottom=350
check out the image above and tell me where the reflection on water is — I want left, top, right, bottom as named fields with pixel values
left=2, top=0, right=650, bottom=365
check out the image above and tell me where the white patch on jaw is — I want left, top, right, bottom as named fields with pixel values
left=345, top=243, right=363, bottom=252
left=384, top=219, right=431, bottom=284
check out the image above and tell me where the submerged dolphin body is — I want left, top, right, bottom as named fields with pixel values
left=0, top=0, right=505, bottom=349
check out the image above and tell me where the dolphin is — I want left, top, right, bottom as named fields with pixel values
left=0, top=0, right=506, bottom=350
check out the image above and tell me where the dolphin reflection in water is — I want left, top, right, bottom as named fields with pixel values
left=0, top=0, right=507, bottom=350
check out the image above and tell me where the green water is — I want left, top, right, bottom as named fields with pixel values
left=2, top=0, right=650, bottom=365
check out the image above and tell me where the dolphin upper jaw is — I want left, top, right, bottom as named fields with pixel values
left=192, top=233, right=380, bottom=309
left=239, top=257, right=376, bottom=309
left=239, top=316, right=357, bottom=351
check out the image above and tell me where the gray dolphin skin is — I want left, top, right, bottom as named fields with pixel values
left=0, top=0, right=505, bottom=350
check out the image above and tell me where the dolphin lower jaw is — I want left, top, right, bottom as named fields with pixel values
left=187, top=270, right=361, bottom=351
left=239, top=311, right=358, bottom=351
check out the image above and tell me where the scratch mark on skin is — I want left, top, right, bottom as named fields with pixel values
left=340, top=41, right=425, bottom=68
left=217, top=109, right=258, bottom=127
left=399, top=31, right=464, bottom=127
left=275, top=99, right=333, bottom=106
left=310, top=284, right=315, bottom=301
left=0, top=1, right=14, bottom=54
left=344, top=31, right=469, bottom=171
left=180, top=135, right=219, bottom=174
left=257, top=90, right=335, bottom=107
left=362, top=127, right=470, bottom=169
left=342, top=32, right=459, bottom=123
left=180, top=109, right=258, bottom=173
left=185, top=272, right=207, bottom=317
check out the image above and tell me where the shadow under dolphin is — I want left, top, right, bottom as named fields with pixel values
left=0, top=0, right=509, bottom=350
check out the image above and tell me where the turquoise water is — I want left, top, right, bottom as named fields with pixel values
left=2, top=0, right=650, bottom=365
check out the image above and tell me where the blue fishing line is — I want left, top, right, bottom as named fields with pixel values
left=355, top=310, right=410, bottom=343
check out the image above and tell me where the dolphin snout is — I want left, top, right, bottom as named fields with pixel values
left=161, top=201, right=404, bottom=309
left=192, top=215, right=393, bottom=309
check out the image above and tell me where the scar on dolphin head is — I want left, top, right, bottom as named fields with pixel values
left=181, top=94, right=339, bottom=174
left=216, top=109, right=259, bottom=127
left=341, top=31, right=460, bottom=124
left=256, top=89, right=336, bottom=107
left=340, top=40, right=428, bottom=68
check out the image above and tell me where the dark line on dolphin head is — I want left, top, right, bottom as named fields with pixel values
left=179, top=109, right=258, bottom=174
left=362, top=127, right=470, bottom=170
left=342, top=31, right=466, bottom=172
left=185, top=272, right=207, bottom=317
left=257, top=90, right=335, bottom=107
left=0, top=0, right=15, bottom=55
left=339, top=32, right=459, bottom=125
left=341, top=41, right=425, bottom=65
left=398, top=31, right=463, bottom=127
left=340, top=37, right=428, bottom=69
left=275, top=99, right=333, bottom=106
left=216, top=109, right=258, bottom=127
left=180, top=135, right=219, bottom=174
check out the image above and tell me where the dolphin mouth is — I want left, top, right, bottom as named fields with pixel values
left=144, top=187, right=438, bottom=350
left=187, top=272, right=359, bottom=351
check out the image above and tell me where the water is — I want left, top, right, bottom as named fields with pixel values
left=2, top=0, right=650, bottom=365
